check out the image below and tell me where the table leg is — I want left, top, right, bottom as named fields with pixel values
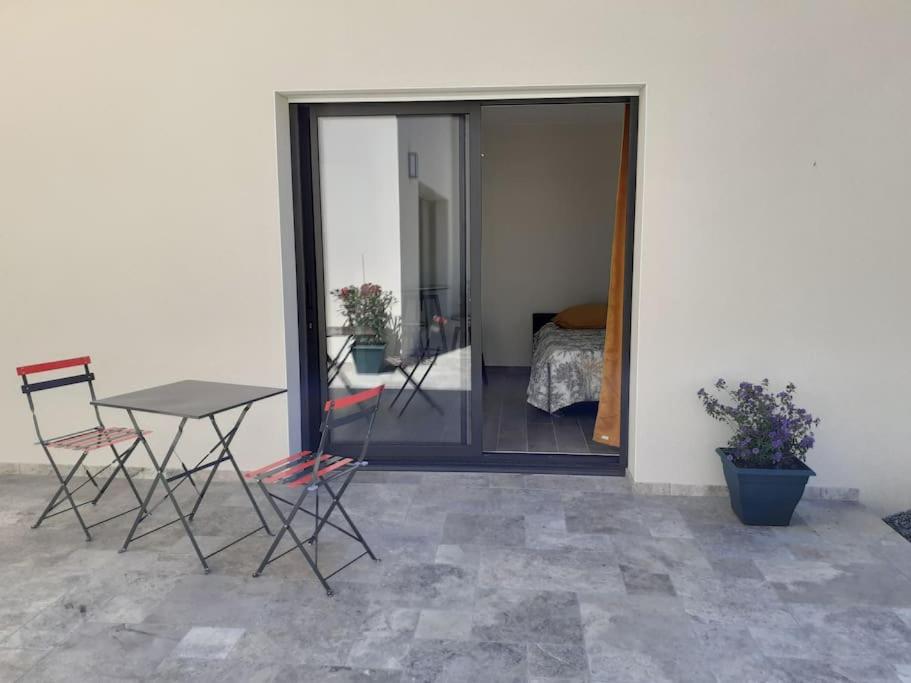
left=120, top=413, right=211, bottom=573
left=209, top=410, right=273, bottom=536
left=187, top=404, right=250, bottom=521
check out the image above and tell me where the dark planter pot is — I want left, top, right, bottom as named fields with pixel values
left=717, top=448, right=815, bottom=526
left=352, top=344, right=386, bottom=374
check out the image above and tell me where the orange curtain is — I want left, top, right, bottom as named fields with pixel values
left=593, top=103, right=631, bottom=447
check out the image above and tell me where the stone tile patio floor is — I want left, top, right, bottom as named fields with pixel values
left=1, top=471, right=911, bottom=682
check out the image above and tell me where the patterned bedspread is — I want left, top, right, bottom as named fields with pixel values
left=526, top=322, right=605, bottom=413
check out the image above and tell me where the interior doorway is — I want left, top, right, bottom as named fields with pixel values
left=288, top=96, right=637, bottom=474
left=480, top=103, right=626, bottom=457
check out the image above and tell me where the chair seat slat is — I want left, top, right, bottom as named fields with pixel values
left=45, top=427, right=147, bottom=452
left=244, top=451, right=312, bottom=479
left=261, top=454, right=332, bottom=485
left=287, top=457, right=354, bottom=488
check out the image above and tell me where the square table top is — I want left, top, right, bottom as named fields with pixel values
left=92, top=380, right=286, bottom=419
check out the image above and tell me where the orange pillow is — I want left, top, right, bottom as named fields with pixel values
left=554, top=303, right=608, bottom=329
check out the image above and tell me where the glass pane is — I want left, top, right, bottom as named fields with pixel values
left=318, top=115, right=470, bottom=446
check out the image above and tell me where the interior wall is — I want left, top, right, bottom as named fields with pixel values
left=482, top=104, right=624, bottom=366
left=2, top=1, right=910, bottom=514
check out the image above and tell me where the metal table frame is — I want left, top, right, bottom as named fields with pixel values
left=92, top=380, right=286, bottom=573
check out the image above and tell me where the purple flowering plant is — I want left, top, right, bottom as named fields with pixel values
left=697, top=379, right=820, bottom=469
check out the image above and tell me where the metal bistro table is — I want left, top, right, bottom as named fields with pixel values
left=92, top=380, right=286, bottom=573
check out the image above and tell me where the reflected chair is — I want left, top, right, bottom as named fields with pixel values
left=327, top=334, right=355, bottom=389
left=245, top=385, right=384, bottom=596
left=388, top=344, right=442, bottom=417
left=15, top=356, right=147, bottom=541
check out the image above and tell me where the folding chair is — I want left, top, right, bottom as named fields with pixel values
left=15, top=356, right=147, bottom=541
left=245, top=385, right=383, bottom=596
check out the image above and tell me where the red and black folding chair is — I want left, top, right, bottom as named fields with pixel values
left=245, top=385, right=383, bottom=596
left=16, top=356, right=147, bottom=541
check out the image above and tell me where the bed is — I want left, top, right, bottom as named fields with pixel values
left=526, top=313, right=606, bottom=413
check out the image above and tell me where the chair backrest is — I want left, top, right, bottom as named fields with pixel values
left=17, top=356, right=94, bottom=394
left=315, top=385, right=384, bottom=474
left=16, top=356, right=101, bottom=442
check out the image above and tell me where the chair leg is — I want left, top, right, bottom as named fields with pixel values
left=253, top=481, right=335, bottom=595
left=92, top=439, right=144, bottom=509
left=321, top=478, right=378, bottom=561
left=34, top=450, right=93, bottom=541
left=253, top=480, right=309, bottom=576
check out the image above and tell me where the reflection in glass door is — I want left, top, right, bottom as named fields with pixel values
left=317, top=114, right=472, bottom=451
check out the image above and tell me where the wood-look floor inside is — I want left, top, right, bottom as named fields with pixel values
left=483, top=367, right=618, bottom=456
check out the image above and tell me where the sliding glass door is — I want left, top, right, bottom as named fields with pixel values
left=309, top=104, right=481, bottom=459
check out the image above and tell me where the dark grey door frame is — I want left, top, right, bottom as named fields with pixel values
left=297, top=101, right=483, bottom=462
left=289, top=96, right=638, bottom=475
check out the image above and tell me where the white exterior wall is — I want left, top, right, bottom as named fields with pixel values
left=1, top=1, right=910, bottom=513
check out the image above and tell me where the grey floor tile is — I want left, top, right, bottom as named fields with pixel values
left=580, top=593, right=714, bottom=682
left=486, top=473, right=528, bottom=489
left=525, top=512, right=616, bottom=553
left=356, top=470, right=423, bottom=484
left=142, top=574, right=301, bottom=627
left=563, top=493, right=651, bottom=536
left=414, top=608, right=473, bottom=640
left=524, top=473, right=629, bottom=494
left=707, top=555, right=765, bottom=579
left=526, top=641, right=588, bottom=679
left=401, top=639, right=526, bottom=683
left=25, top=621, right=185, bottom=681
left=172, top=626, right=245, bottom=660
left=479, top=546, right=624, bottom=594
left=421, top=472, right=490, bottom=488
left=712, top=653, right=900, bottom=683
left=0, top=647, right=50, bottom=681
left=787, top=603, right=911, bottom=665
left=227, top=622, right=352, bottom=669
left=613, top=533, right=713, bottom=574
left=472, top=586, right=583, bottom=644
left=295, top=666, right=404, bottom=682
left=434, top=543, right=481, bottom=570
left=378, top=561, right=476, bottom=609
left=756, top=558, right=911, bottom=607
left=150, top=656, right=283, bottom=682
left=345, top=607, right=419, bottom=670
left=442, top=513, right=525, bottom=547
left=1, top=473, right=907, bottom=682
left=619, top=564, right=676, bottom=596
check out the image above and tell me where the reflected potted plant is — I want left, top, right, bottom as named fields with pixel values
left=698, top=379, right=820, bottom=526
left=332, top=283, right=395, bottom=374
